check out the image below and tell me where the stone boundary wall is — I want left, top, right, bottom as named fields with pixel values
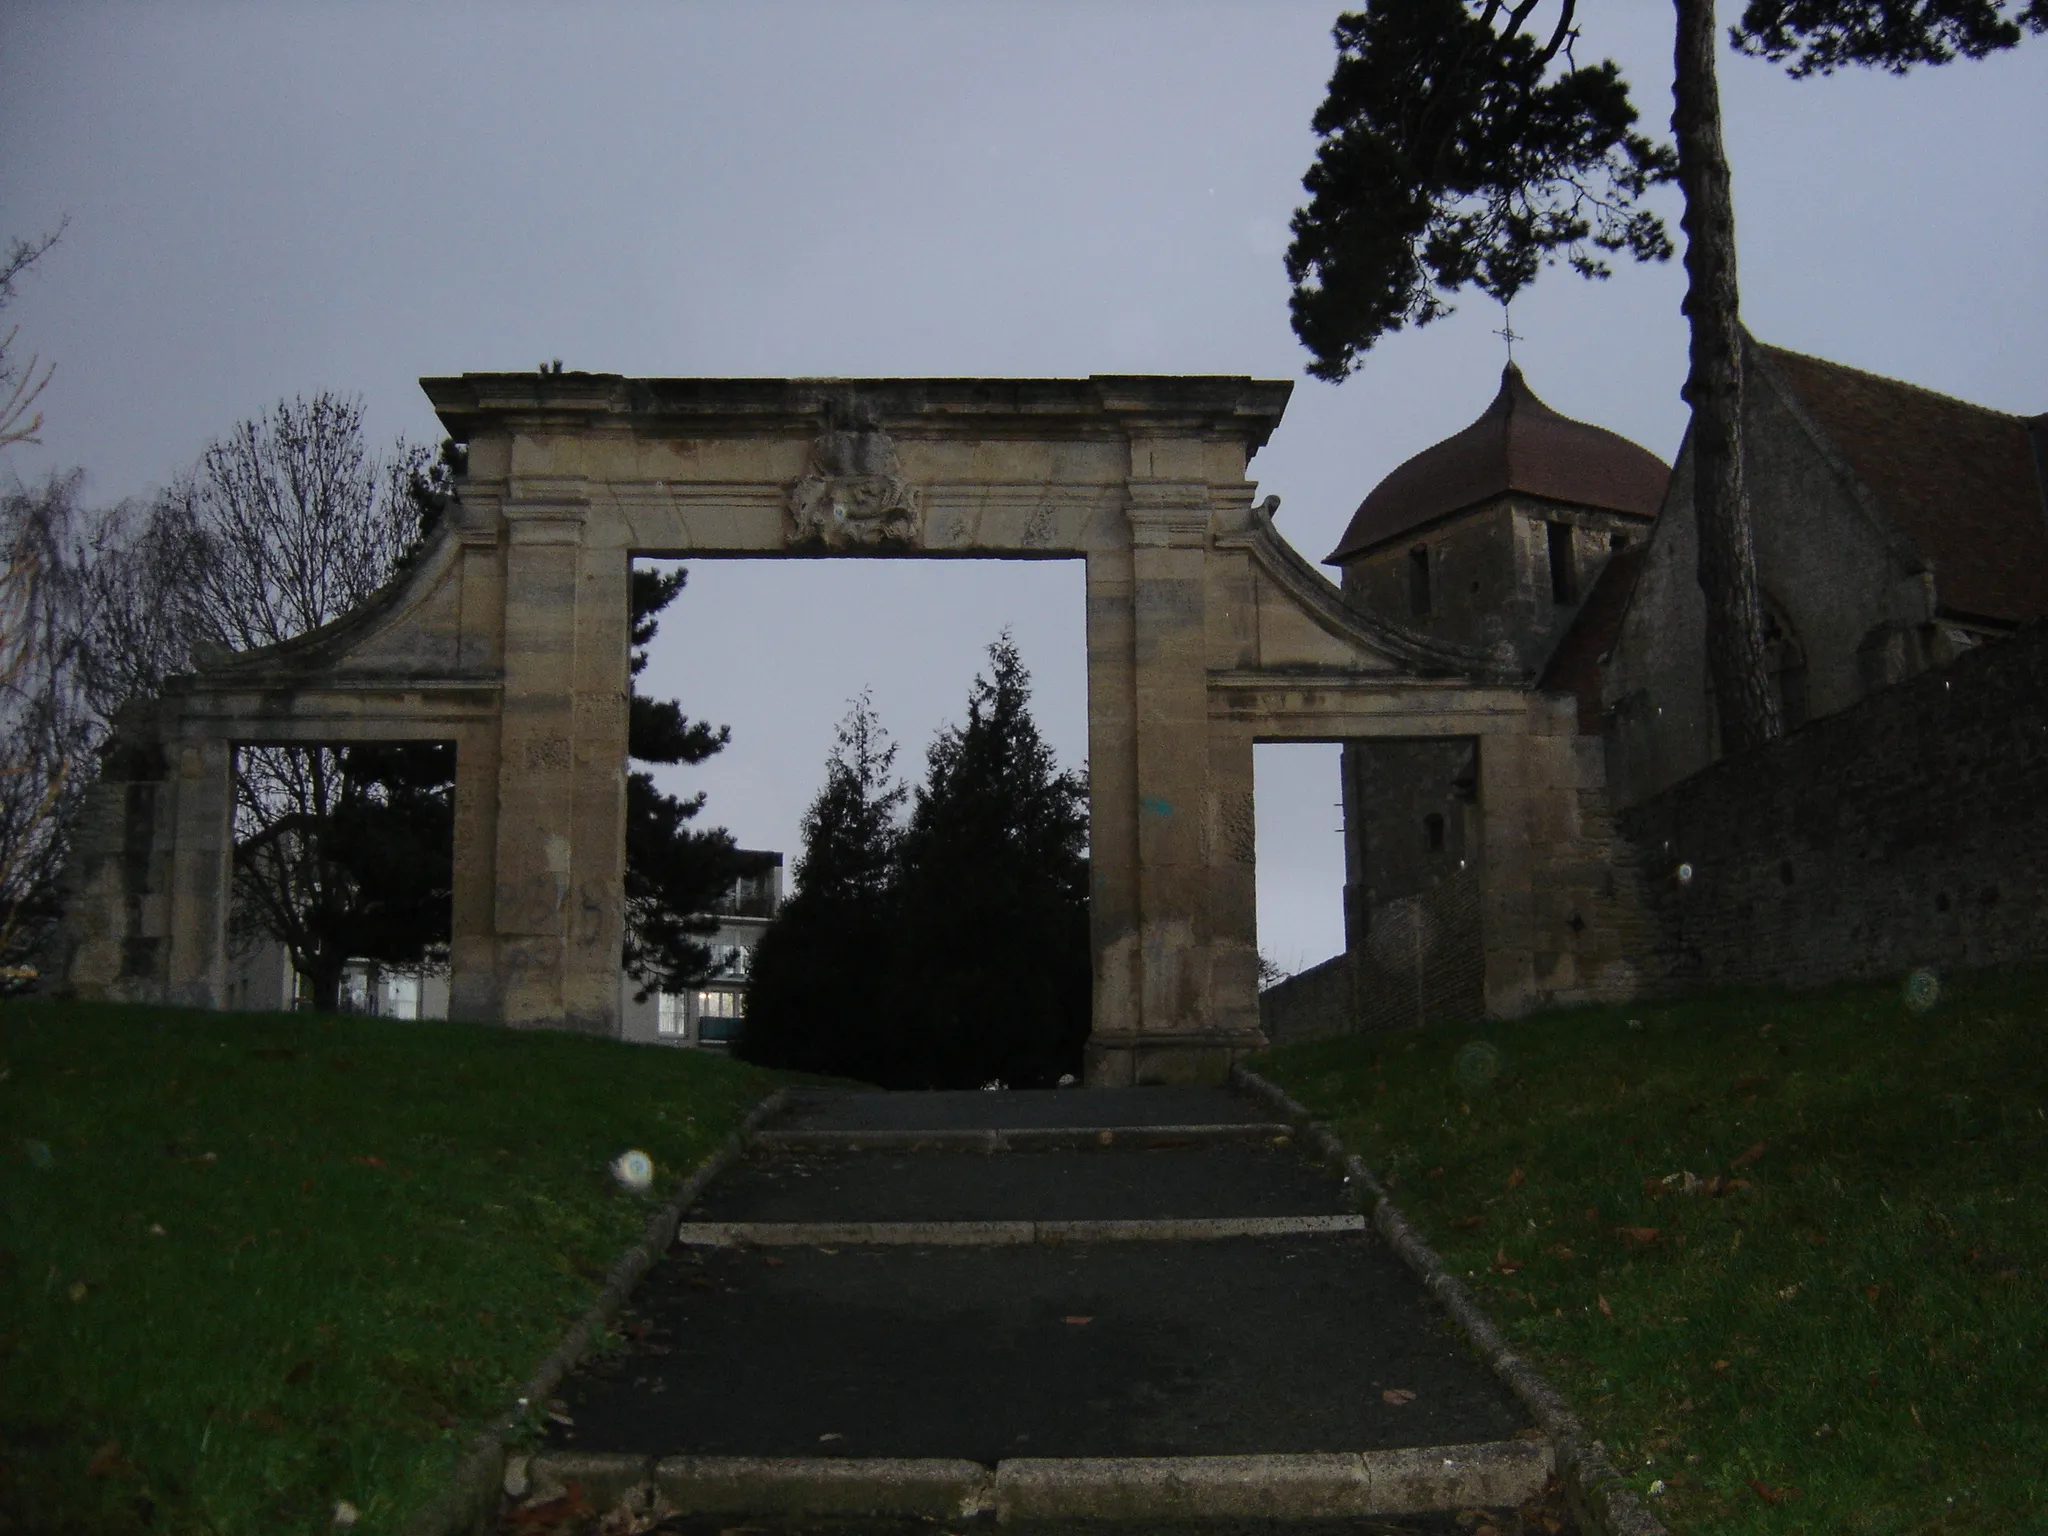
left=1258, top=953, right=1353, bottom=1045
left=1617, top=620, right=2048, bottom=993
left=1357, top=865, right=1487, bottom=1033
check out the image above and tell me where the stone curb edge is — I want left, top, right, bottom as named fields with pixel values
left=1229, top=1066, right=1670, bottom=1536
left=675, top=1213, right=1369, bottom=1246
left=399, top=1085, right=795, bottom=1536
left=508, top=1440, right=1553, bottom=1522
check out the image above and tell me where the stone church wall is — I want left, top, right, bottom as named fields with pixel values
left=1258, top=952, right=1353, bottom=1045
left=1603, top=356, right=1944, bottom=811
left=1339, top=498, right=1645, bottom=679
left=1353, top=863, right=1488, bottom=1032
left=1617, top=620, right=2048, bottom=994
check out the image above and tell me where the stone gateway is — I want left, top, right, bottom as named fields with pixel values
left=59, top=374, right=1643, bottom=1084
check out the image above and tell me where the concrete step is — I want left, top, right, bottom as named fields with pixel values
left=685, top=1143, right=1354, bottom=1225
left=544, top=1237, right=1535, bottom=1463
left=506, top=1441, right=1555, bottom=1525
left=770, top=1086, right=1280, bottom=1135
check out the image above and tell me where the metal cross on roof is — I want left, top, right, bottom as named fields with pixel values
left=1493, top=308, right=1521, bottom=362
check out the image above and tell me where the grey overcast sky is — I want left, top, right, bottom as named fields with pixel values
left=4, top=2, right=2043, bottom=974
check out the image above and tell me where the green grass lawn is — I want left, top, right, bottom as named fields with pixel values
left=1257, top=962, right=2048, bottom=1535
left=0, top=999, right=802, bottom=1536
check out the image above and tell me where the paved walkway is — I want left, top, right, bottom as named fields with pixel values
left=525, top=1087, right=1561, bottom=1530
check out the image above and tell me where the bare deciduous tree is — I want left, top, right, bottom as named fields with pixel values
left=130, top=394, right=450, bottom=1010
left=0, top=473, right=105, bottom=981
left=0, top=221, right=65, bottom=452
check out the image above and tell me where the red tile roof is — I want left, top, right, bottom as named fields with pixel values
left=1538, top=543, right=1648, bottom=733
left=1759, top=346, right=2048, bottom=626
left=1327, top=363, right=1669, bottom=565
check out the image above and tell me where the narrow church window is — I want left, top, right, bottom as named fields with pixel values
left=1424, top=812, right=1445, bottom=852
left=1409, top=546, right=1431, bottom=617
left=1547, top=521, right=1576, bottom=604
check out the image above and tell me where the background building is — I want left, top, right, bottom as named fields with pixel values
left=617, top=850, right=783, bottom=1050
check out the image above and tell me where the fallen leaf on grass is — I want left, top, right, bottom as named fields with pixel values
left=818, top=1432, right=843, bottom=1442
left=1711, top=1359, right=1730, bottom=1375
left=1491, top=1246, right=1524, bottom=1275
left=284, top=1360, right=313, bottom=1386
left=762, top=1256, right=785, bottom=1267
left=515, top=1481, right=593, bottom=1528
left=351, top=1155, right=385, bottom=1169
left=1597, top=1296, right=1613, bottom=1319
left=1064, top=1315, right=1093, bottom=1326
left=1452, top=1214, right=1485, bottom=1230
left=1381, top=1388, right=1417, bottom=1405
left=1747, top=1479, right=1798, bottom=1505
left=84, top=1441, right=129, bottom=1478
left=1655, top=1171, right=1741, bottom=1198
left=1505, top=1167, right=1526, bottom=1191
left=1544, top=1243, right=1576, bottom=1261
left=1729, top=1140, right=1768, bottom=1170
left=67, top=1280, right=88, bottom=1302
left=1616, top=1226, right=1662, bottom=1249
left=1426, top=1166, right=1446, bottom=1178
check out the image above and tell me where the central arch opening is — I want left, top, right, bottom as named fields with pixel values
left=624, top=555, right=1090, bottom=1086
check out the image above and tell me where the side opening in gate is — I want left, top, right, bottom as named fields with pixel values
left=1250, top=742, right=1349, bottom=1048
left=224, top=740, right=456, bottom=1018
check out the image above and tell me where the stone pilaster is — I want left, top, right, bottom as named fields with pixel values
left=492, top=478, right=627, bottom=1035
left=1086, top=477, right=1266, bottom=1085
left=163, top=736, right=233, bottom=1009
left=1084, top=541, right=1140, bottom=1053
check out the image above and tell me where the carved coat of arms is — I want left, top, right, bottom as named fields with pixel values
left=787, top=398, right=922, bottom=549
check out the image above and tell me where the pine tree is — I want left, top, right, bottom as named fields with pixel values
left=622, top=566, right=742, bottom=998
left=734, top=692, right=906, bottom=1078
left=885, top=634, right=1090, bottom=1089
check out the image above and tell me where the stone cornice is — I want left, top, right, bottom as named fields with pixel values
left=421, top=375, right=1294, bottom=452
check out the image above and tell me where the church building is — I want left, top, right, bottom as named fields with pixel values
left=1283, top=338, right=2048, bottom=1040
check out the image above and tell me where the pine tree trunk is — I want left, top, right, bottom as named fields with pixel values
left=1672, top=0, right=1780, bottom=754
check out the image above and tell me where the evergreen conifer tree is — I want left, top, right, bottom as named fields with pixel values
left=885, top=635, right=1090, bottom=1089
left=734, top=692, right=905, bottom=1078
left=622, top=566, right=743, bottom=997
